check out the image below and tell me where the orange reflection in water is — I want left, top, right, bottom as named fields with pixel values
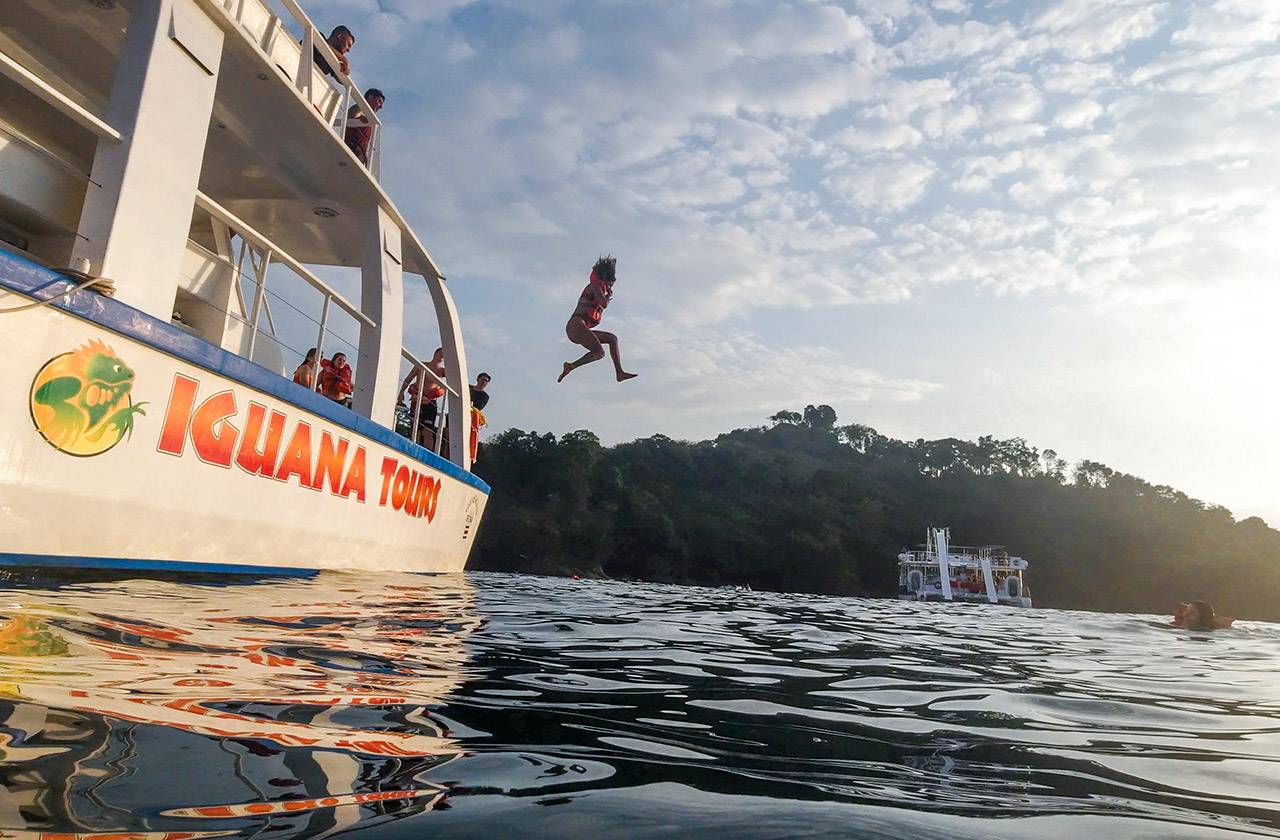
left=0, top=571, right=479, bottom=838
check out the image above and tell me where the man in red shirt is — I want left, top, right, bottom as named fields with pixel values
left=345, top=88, right=384, bottom=165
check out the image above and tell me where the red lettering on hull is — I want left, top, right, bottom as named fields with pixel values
left=237, top=402, right=286, bottom=476
left=153, top=375, right=448, bottom=519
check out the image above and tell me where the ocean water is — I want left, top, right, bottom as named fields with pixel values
left=0, top=571, right=1277, bottom=839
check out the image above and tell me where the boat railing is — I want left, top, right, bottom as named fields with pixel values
left=898, top=550, right=1025, bottom=568
left=194, top=190, right=373, bottom=347
left=215, top=0, right=382, bottom=176
left=0, top=48, right=120, bottom=143
left=399, top=349, right=459, bottom=456
left=183, top=192, right=374, bottom=398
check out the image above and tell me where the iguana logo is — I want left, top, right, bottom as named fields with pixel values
left=29, top=339, right=147, bottom=457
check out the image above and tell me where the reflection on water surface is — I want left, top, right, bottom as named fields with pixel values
left=0, top=570, right=1278, bottom=839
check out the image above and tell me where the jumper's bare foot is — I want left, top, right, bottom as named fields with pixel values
left=558, top=362, right=573, bottom=383
left=617, top=371, right=638, bottom=382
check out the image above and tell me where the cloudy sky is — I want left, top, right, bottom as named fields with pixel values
left=302, top=0, right=1278, bottom=525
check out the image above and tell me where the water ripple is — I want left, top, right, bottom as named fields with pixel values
left=0, top=570, right=1277, bottom=838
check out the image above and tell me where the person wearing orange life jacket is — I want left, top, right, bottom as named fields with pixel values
left=557, top=255, right=637, bottom=383
left=318, top=352, right=353, bottom=407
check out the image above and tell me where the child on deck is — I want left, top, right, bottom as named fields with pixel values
left=558, top=256, right=637, bottom=384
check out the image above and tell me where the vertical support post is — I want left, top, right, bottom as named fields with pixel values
left=980, top=551, right=998, bottom=603
left=246, top=250, right=270, bottom=359
left=353, top=206, right=404, bottom=424
left=313, top=294, right=331, bottom=387
left=421, top=269, right=472, bottom=470
left=298, top=24, right=314, bottom=99
left=434, top=393, right=447, bottom=455
left=71, top=0, right=224, bottom=320
left=337, top=86, right=351, bottom=136
left=934, top=528, right=954, bottom=601
left=410, top=364, right=425, bottom=443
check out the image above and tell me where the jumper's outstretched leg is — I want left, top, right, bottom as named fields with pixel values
left=558, top=349, right=602, bottom=382
left=560, top=319, right=608, bottom=382
left=595, top=330, right=636, bottom=382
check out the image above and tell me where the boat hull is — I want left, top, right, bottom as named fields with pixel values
left=0, top=255, right=488, bottom=575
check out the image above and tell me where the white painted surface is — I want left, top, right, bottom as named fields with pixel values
left=71, top=0, right=224, bottom=320
left=422, top=267, right=472, bottom=471
left=354, top=206, right=404, bottom=427
left=0, top=303, right=487, bottom=573
left=933, top=528, right=953, bottom=601
left=979, top=554, right=998, bottom=604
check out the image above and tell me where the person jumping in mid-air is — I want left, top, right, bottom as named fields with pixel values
left=558, top=255, right=637, bottom=383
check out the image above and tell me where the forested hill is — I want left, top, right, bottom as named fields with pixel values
left=470, top=406, right=1280, bottom=621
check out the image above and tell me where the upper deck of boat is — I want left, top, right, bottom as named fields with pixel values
left=0, top=0, right=440, bottom=278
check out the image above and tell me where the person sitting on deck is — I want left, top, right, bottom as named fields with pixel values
left=318, top=352, right=354, bottom=407
left=344, top=88, right=384, bottom=165
left=1172, top=601, right=1235, bottom=630
left=398, top=347, right=446, bottom=447
left=314, top=26, right=354, bottom=78
left=557, top=256, right=637, bottom=384
left=292, top=347, right=318, bottom=390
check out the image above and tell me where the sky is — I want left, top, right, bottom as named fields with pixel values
left=297, top=0, right=1279, bottom=526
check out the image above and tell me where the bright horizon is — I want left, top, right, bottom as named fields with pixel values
left=297, top=0, right=1279, bottom=527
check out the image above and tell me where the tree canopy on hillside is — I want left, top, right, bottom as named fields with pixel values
left=471, top=407, right=1280, bottom=620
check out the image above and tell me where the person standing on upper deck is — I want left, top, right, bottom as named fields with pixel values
left=345, top=88, right=384, bottom=166
left=557, top=256, right=637, bottom=383
left=314, top=26, right=355, bottom=78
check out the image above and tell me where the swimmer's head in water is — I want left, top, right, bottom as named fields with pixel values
left=1186, top=600, right=1217, bottom=631
left=594, top=256, right=617, bottom=285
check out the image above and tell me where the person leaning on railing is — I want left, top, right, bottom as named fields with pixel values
left=397, top=348, right=446, bottom=448
left=314, top=25, right=354, bottom=78
left=345, top=88, right=384, bottom=165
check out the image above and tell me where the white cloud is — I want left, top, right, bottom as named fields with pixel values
left=1032, top=0, right=1168, bottom=60
left=825, top=159, right=936, bottom=213
left=1053, top=99, right=1104, bottom=130
left=615, top=319, right=942, bottom=420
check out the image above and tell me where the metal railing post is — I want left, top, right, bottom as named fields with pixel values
left=434, top=393, right=447, bottom=456
left=246, top=249, right=272, bottom=359
left=313, top=293, right=331, bottom=387
left=297, top=24, right=314, bottom=100
left=410, top=364, right=425, bottom=444
left=336, top=86, right=351, bottom=136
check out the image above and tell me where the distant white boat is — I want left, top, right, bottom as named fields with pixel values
left=897, top=527, right=1032, bottom=607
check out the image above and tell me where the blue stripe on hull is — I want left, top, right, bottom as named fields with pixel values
left=0, top=552, right=318, bottom=577
left=0, top=246, right=489, bottom=494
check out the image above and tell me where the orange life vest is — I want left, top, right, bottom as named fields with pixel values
left=572, top=269, right=612, bottom=328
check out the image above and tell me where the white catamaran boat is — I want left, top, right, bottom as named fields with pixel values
left=898, top=528, right=1032, bottom=607
left=0, top=0, right=488, bottom=574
